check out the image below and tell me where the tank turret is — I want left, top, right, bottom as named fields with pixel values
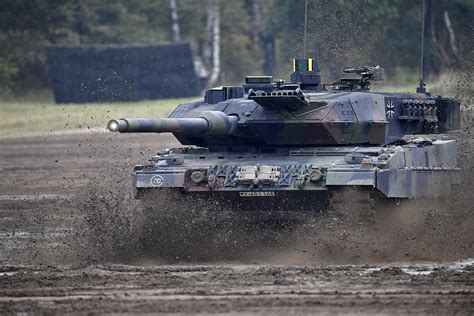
left=108, top=58, right=460, bottom=148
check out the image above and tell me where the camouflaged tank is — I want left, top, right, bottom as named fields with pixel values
left=107, top=58, right=460, bottom=213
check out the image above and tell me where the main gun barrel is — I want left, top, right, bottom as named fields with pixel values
left=107, top=117, right=209, bottom=133
left=107, top=111, right=239, bottom=135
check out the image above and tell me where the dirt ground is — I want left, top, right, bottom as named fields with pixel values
left=0, top=111, right=473, bottom=314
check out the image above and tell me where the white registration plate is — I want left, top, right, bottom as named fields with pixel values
left=239, top=191, right=275, bottom=197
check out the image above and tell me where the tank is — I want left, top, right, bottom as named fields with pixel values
left=107, top=58, right=461, bottom=214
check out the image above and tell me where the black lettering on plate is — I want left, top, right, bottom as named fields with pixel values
left=239, top=192, right=276, bottom=197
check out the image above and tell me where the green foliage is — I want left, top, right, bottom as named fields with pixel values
left=220, top=1, right=265, bottom=83
left=0, top=0, right=472, bottom=97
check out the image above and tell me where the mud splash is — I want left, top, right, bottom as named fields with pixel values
left=76, top=101, right=474, bottom=265
left=0, top=104, right=471, bottom=267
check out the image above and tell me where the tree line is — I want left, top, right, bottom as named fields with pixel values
left=0, top=0, right=472, bottom=97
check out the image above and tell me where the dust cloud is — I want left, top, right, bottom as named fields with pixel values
left=77, top=102, right=473, bottom=265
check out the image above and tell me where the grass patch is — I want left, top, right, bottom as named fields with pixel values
left=0, top=97, right=197, bottom=138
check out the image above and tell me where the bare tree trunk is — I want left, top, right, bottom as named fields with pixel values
left=170, top=0, right=181, bottom=42
left=252, top=0, right=263, bottom=40
left=428, top=0, right=450, bottom=67
left=203, top=2, right=213, bottom=67
left=207, top=0, right=220, bottom=88
left=262, top=38, right=275, bottom=75
left=443, top=10, right=460, bottom=61
left=252, top=0, right=275, bottom=75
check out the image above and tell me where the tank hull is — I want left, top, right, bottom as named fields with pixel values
left=133, top=136, right=460, bottom=212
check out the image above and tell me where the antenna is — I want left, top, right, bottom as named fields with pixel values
left=417, top=0, right=426, bottom=93
left=303, top=0, right=308, bottom=58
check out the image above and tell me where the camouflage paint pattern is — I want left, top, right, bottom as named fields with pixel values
left=108, top=59, right=461, bottom=203
left=131, top=138, right=459, bottom=199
